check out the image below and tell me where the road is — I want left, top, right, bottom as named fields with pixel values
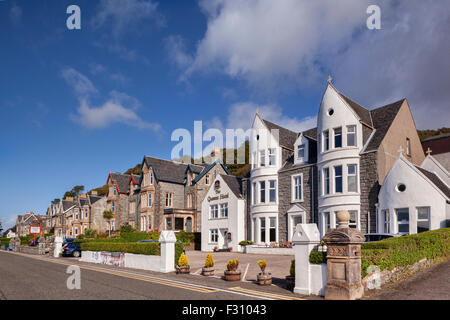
left=365, top=258, right=450, bottom=300
left=0, top=250, right=306, bottom=300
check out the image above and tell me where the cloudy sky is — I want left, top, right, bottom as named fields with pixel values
left=1, top=0, right=449, bottom=229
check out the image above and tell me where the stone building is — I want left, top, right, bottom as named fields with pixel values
left=138, top=155, right=230, bottom=232
left=15, top=212, right=38, bottom=237
left=106, top=172, right=135, bottom=231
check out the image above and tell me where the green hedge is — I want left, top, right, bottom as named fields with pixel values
left=80, top=242, right=161, bottom=255
left=361, top=228, right=450, bottom=277
left=0, top=238, right=10, bottom=246
left=309, top=251, right=327, bottom=264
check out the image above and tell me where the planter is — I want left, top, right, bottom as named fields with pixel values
left=213, top=248, right=219, bottom=252
left=176, top=265, right=191, bottom=274
left=224, top=270, right=241, bottom=281
left=286, top=275, right=295, bottom=291
left=202, top=266, right=215, bottom=276
left=257, top=273, right=272, bottom=286
left=227, top=248, right=233, bottom=252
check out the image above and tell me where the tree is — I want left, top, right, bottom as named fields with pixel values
left=52, top=198, right=60, bottom=204
left=63, top=185, right=85, bottom=199
left=103, top=210, right=114, bottom=237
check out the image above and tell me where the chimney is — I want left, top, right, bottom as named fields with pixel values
left=91, top=190, right=98, bottom=196
left=210, top=147, right=222, bottom=163
left=64, top=196, right=74, bottom=201
left=79, top=194, right=87, bottom=199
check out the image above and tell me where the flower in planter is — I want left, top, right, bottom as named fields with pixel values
left=178, top=253, right=189, bottom=267
left=204, top=254, right=214, bottom=268
left=226, top=258, right=239, bottom=272
left=258, top=259, right=267, bottom=275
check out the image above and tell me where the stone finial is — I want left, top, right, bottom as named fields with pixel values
left=426, top=147, right=432, bottom=156
left=336, top=211, right=350, bottom=229
left=328, top=75, right=333, bottom=83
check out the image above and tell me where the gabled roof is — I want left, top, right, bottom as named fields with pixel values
left=364, top=99, right=405, bottom=152
left=302, top=127, right=317, bottom=141
left=338, top=92, right=373, bottom=127
left=88, top=195, right=102, bottom=205
left=108, top=173, right=131, bottom=193
left=415, top=166, right=450, bottom=199
left=192, top=160, right=231, bottom=183
left=129, top=174, right=141, bottom=185
left=261, top=118, right=298, bottom=150
left=143, top=156, right=190, bottom=184
left=221, top=175, right=243, bottom=198
left=62, top=200, right=76, bottom=212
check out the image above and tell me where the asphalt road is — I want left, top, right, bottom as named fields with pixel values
left=0, top=251, right=305, bottom=300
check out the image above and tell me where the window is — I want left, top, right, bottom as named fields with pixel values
left=148, top=193, right=152, bottom=207
left=269, top=180, right=276, bottom=203
left=112, top=202, right=115, bottom=212
left=417, top=207, right=430, bottom=233
left=396, top=183, right=406, bottom=192
left=187, top=194, right=192, bottom=208
left=220, top=203, right=228, bottom=218
left=75, top=227, right=78, bottom=235
left=260, top=218, right=266, bottom=243
left=324, top=168, right=330, bottom=195
left=396, top=208, right=409, bottom=234
left=297, top=145, right=305, bottom=159
left=252, top=182, right=257, bottom=205
left=293, top=175, right=302, bottom=201
left=334, top=166, right=343, bottom=193
left=214, top=170, right=217, bottom=178
left=148, top=215, right=152, bottom=230
left=84, top=209, right=88, bottom=218
left=323, top=131, right=329, bottom=151
left=347, top=164, right=358, bottom=193
left=111, top=220, right=115, bottom=231
left=210, top=229, right=218, bottom=243
left=113, top=186, right=117, bottom=196
left=165, top=193, right=173, bottom=207
left=210, top=205, right=218, bottom=219
left=149, top=172, right=153, bottom=185
left=328, top=108, right=335, bottom=116
left=347, top=125, right=356, bottom=147
left=269, top=217, right=276, bottom=242
left=334, top=127, right=342, bottom=148
left=268, top=148, right=276, bottom=166
left=349, top=211, right=358, bottom=229
left=260, top=181, right=266, bottom=203
left=205, top=174, right=210, bottom=185
left=260, top=150, right=266, bottom=167
left=324, top=212, right=331, bottom=232
left=406, top=138, right=411, bottom=156
left=252, top=152, right=257, bottom=169
left=382, top=210, right=390, bottom=233
left=166, top=217, right=172, bottom=230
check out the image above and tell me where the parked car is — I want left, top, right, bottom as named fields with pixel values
left=62, top=238, right=75, bottom=246
left=62, top=241, right=81, bottom=257
left=364, top=233, right=401, bottom=242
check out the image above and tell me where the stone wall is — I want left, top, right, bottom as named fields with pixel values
left=360, top=151, right=379, bottom=234
left=278, top=165, right=318, bottom=242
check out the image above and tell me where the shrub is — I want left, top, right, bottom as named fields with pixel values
left=176, top=231, right=195, bottom=245
left=0, top=238, right=10, bottom=246
left=80, top=242, right=161, bottom=256
left=120, top=223, right=135, bottom=233
left=289, top=259, right=295, bottom=277
left=204, top=253, right=214, bottom=268
left=309, top=251, right=327, bottom=264
left=361, top=228, right=450, bottom=277
left=84, top=229, right=97, bottom=238
left=239, top=240, right=254, bottom=246
left=175, top=243, right=184, bottom=266
left=227, top=258, right=239, bottom=271
left=178, top=253, right=189, bottom=267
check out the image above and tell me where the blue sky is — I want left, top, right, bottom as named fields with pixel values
left=1, top=0, right=449, bottom=229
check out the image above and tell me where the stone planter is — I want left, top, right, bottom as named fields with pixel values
left=176, top=265, right=191, bottom=274
left=202, top=266, right=215, bottom=276
left=227, top=248, right=233, bottom=252
left=257, top=273, right=272, bottom=286
left=224, top=270, right=241, bottom=281
left=286, top=275, right=295, bottom=290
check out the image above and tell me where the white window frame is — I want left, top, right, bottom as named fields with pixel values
left=291, top=174, right=303, bottom=202
left=382, top=209, right=390, bottom=234
left=334, top=127, right=342, bottom=148
left=396, top=208, right=410, bottom=235
left=165, top=193, right=173, bottom=207
left=210, top=229, right=218, bottom=243
left=323, top=130, right=329, bottom=152
left=289, top=213, right=304, bottom=241
left=260, top=150, right=266, bottom=167
left=268, top=148, right=276, bottom=166
left=348, top=210, right=359, bottom=229
left=297, top=144, right=305, bottom=160
left=334, top=165, right=343, bottom=193
left=323, top=167, right=330, bottom=195
left=220, top=203, right=228, bottom=218
left=416, top=207, right=430, bottom=233
left=269, top=180, right=277, bottom=203
left=347, top=125, right=357, bottom=147
left=347, top=164, right=358, bottom=193
left=260, top=181, right=266, bottom=203
left=252, top=182, right=257, bottom=205
left=210, top=204, right=219, bottom=219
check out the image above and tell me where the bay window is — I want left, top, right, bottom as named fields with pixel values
left=268, top=148, right=276, bottom=166
left=347, top=125, right=356, bottom=147
left=260, top=181, right=266, bottom=203
left=334, top=127, right=342, bottom=148
left=269, top=180, right=276, bottom=202
left=347, top=164, right=358, bottom=192
left=334, top=166, right=343, bottom=193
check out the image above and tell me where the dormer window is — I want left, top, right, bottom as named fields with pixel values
left=334, top=127, right=342, bottom=148
left=297, top=145, right=305, bottom=159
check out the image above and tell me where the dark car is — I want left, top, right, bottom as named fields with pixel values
left=63, top=238, right=75, bottom=246
left=62, top=241, right=82, bottom=257
left=364, top=233, right=401, bottom=242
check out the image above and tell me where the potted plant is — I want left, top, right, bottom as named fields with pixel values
left=227, top=247, right=232, bottom=252
left=256, top=260, right=272, bottom=285
left=176, top=253, right=190, bottom=274
left=286, top=259, right=295, bottom=290
left=224, top=258, right=241, bottom=281
left=202, top=253, right=215, bottom=276
left=213, top=246, right=219, bottom=252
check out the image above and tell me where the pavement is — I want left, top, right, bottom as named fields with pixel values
left=0, top=250, right=312, bottom=300
left=364, top=258, right=450, bottom=300
left=184, top=250, right=294, bottom=284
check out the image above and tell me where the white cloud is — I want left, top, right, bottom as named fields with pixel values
left=165, top=35, right=193, bottom=69
left=172, top=0, right=450, bottom=129
left=10, top=4, right=22, bottom=25
left=72, top=99, right=160, bottom=131
left=92, top=0, right=164, bottom=37
left=61, top=67, right=98, bottom=98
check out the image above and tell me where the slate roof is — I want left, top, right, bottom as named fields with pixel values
left=421, top=133, right=450, bottom=142
left=221, top=175, right=243, bottom=198
left=364, top=99, right=405, bottom=152
left=110, top=173, right=131, bottom=193
left=79, top=198, right=88, bottom=207
left=416, top=166, right=450, bottom=199
left=338, top=93, right=373, bottom=126
left=62, top=200, right=76, bottom=211
left=89, top=195, right=102, bottom=204
left=302, top=127, right=318, bottom=141
left=144, top=156, right=189, bottom=184
left=262, top=119, right=298, bottom=150
left=130, top=174, right=141, bottom=185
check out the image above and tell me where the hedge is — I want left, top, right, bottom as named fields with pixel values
left=361, top=228, right=450, bottom=277
left=80, top=242, right=161, bottom=256
left=0, top=238, right=9, bottom=246
left=309, top=251, right=327, bottom=264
